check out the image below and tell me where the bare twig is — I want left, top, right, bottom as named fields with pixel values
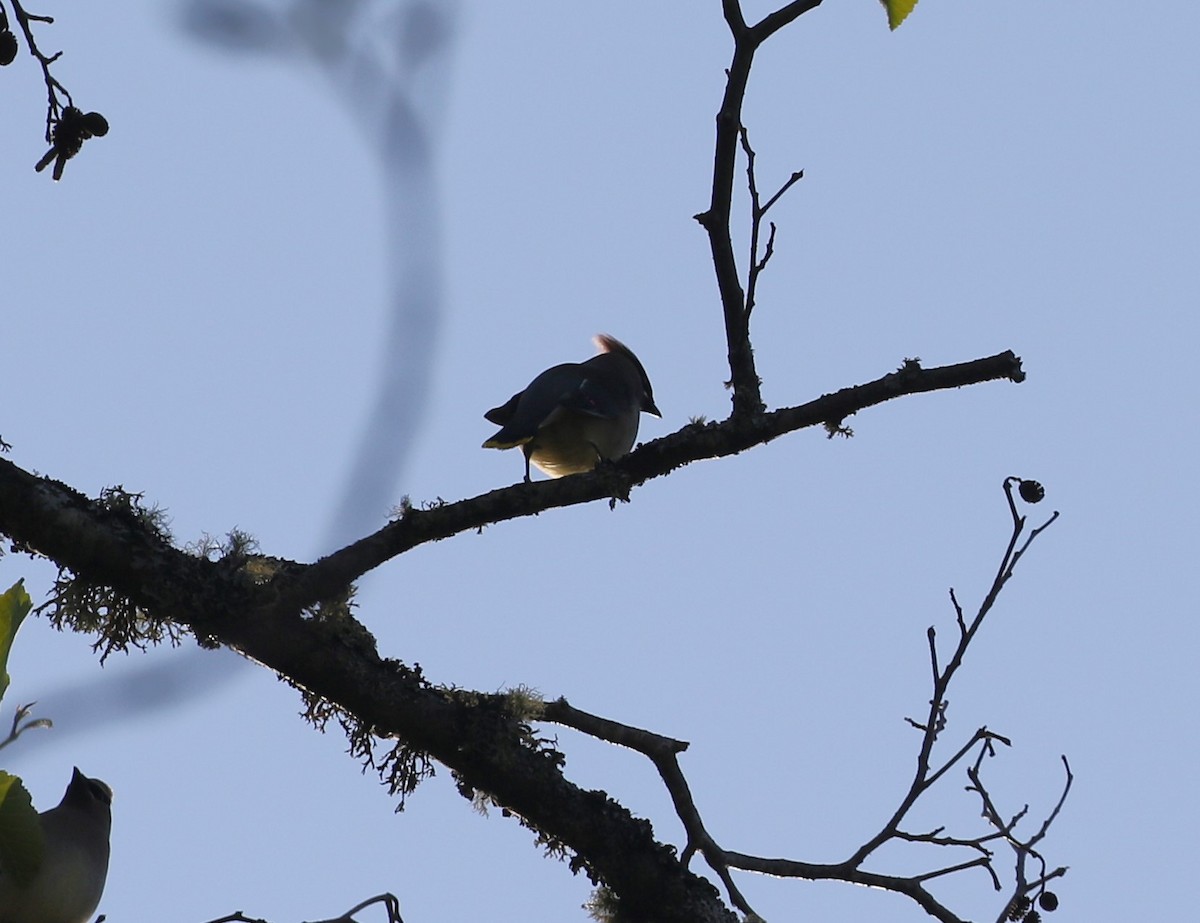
left=986, top=757, right=1073, bottom=923
left=0, top=702, right=52, bottom=751
left=6, top=0, right=107, bottom=178
left=305, top=892, right=404, bottom=923
left=543, top=480, right=1065, bottom=923
left=543, top=698, right=687, bottom=759
left=925, top=727, right=1010, bottom=790
left=894, top=826, right=1003, bottom=855
left=913, top=856, right=995, bottom=883
left=738, top=127, right=803, bottom=320
left=543, top=698, right=758, bottom=918
left=761, top=171, right=805, bottom=216
left=697, top=0, right=825, bottom=417
left=849, top=480, right=1058, bottom=867
left=9, top=0, right=72, bottom=135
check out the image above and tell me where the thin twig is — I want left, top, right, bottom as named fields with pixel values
left=699, top=1, right=823, bottom=415
left=761, top=170, right=804, bottom=216
left=925, top=727, right=1008, bottom=790
left=304, top=892, right=404, bottom=923
left=541, top=480, right=1062, bottom=921
left=913, top=856, right=994, bottom=883
left=0, top=702, right=52, bottom=751
left=845, top=480, right=1059, bottom=876
left=738, top=127, right=803, bottom=321
left=9, top=0, right=72, bottom=138
left=542, top=698, right=759, bottom=918
left=987, top=758, right=1073, bottom=923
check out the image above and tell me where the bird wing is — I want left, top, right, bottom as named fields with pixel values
left=482, top=363, right=586, bottom=448
left=484, top=392, right=522, bottom=426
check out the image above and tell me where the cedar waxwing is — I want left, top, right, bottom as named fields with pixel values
left=0, top=768, right=112, bottom=923
left=483, top=334, right=661, bottom=481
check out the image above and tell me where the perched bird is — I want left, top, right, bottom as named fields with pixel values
left=0, top=768, right=112, bottom=923
left=483, top=334, right=661, bottom=481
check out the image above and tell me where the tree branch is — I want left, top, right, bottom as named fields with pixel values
left=0, top=2, right=1070, bottom=919
left=738, top=126, right=802, bottom=320
left=284, top=351, right=1024, bottom=607
left=0, top=464, right=734, bottom=922
left=0, top=350, right=1023, bottom=619
left=697, top=0, right=824, bottom=417
left=537, top=481, right=1064, bottom=923
left=0, top=452, right=1053, bottom=923
left=544, top=698, right=758, bottom=917
left=8, top=0, right=72, bottom=133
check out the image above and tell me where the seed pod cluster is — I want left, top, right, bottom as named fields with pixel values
left=1018, top=479, right=1045, bottom=503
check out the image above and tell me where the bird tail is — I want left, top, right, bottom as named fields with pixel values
left=482, top=430, right=533, bottom=450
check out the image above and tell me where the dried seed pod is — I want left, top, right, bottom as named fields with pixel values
left=1006, top=896, right=1032, bottom=921
left=0, top=30, right=17, bottom=66
left=82, top=111, right=109, bottom=137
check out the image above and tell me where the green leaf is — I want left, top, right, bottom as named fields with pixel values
left=0, top=771, right=44, bottom=886
left=0, top=580, right=32, bottom=703
left=880, top=0, right=919, bottom=30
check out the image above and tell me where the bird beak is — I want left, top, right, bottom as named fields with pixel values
left=645, top=399, right=662, bottom=418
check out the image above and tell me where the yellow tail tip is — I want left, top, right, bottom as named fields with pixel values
left=483, top=436, right=532, bottom=450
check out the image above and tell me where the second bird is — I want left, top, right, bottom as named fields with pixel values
left=0, top=767, right=112, bottom=923
left=483, top=334, right=661, bottom=481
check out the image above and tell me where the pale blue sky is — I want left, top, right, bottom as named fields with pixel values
left=2, top=2, right=1196, bottom=921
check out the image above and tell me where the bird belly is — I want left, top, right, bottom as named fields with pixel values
left=0, top=843, right=107, bottom=923
left=528, top=411, right=639, bottom=477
